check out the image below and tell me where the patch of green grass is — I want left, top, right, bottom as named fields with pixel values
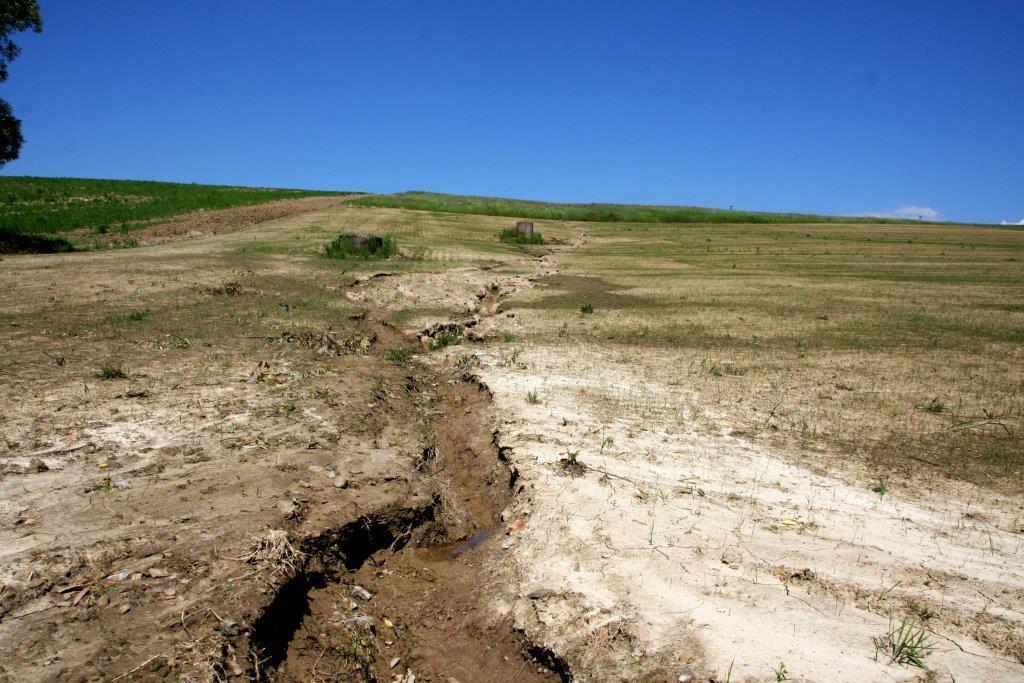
left=526, top=389, right=540, bottom=404
left=428, top=331, right=461, bottom=351
left=323, top=233, right=397, bottom=260
left=502, top=331, right=518, bottom=343
left=0, top=176, right=351, bottom=235
left=385, top=347, right=411, bottom=365
left=104, top=310, right=150, bottom=324
left=709, top=362, right=746, bottom=377
left=96, top=365, right=128, bottom=380
left=580, top=302, right=595, bottom=315
left=353, top=191, right=963, bottom=225
left=499, top=227, right=545, bottom=245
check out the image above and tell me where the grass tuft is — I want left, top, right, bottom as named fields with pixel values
left=428, top=331, right=461, bottom=351
left=499, top=227, right=545, bottom=245
left=323, top=233, right=397, bottom=260
left=385, top=347, right=411, bottom=365
left=877, top=615, right=934, bottom=668
left=96, top=365, right=128, bottom=380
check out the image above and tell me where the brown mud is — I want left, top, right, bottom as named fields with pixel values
left=240, top=301, right=565, bottom=682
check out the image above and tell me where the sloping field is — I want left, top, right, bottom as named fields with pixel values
left=351, top=190, right=958, bottom=225
left=0, top=176, right=353, bottom=253
left=1, top=195, right=1022, bottom=681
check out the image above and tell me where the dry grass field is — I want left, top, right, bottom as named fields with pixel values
left=1, top=196, right=1022, bottom=681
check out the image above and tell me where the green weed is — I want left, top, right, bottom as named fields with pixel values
left=526, top=389, right=540, bottom=404
left=96, top=365, right=128, bottom=380
left=871, top=475, right=891, bottom=497
left=386, top=347, right=411, bottom=365
left=323, top=233, right=397, bottom=259
left=104, top=310, right=149, bottom=324
left=428, top=331, right=461, bottom=351
left=877, top=615, right=934, bottom=668
left=499, top=227, right=546, bottom=245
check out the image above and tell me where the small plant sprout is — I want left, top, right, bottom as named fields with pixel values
left=502, top=331, right=517, bottom=343
left=871, top=475, right=890, bottom=497
left=773, top=662, right=790, bottom=681
left=877, top=615, right=934, bottom=668
left=580, top=302, right=595, bottom=315
left=526, top=389, right=540, bottom=405
left=916, top=397, right=945, bottom=413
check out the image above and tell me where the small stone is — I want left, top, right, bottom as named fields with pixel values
left=389, top=657, right=401, bottom=669
left=147, top=568, right=168, bottom=578
left=678, top=670, right=695, bottom=682
left=96, top=595, right=110, bottom=607
left=119, top=603, right=131, bottom=614
left=164, top=588, right=176, bottom=597
left=351, top=585, right=372, bottom=600
left=334, top=478, right=349, bottom=489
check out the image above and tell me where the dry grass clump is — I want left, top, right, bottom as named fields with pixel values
left=236, top=529, right=304, bottom=576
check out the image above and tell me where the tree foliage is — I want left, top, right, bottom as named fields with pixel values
left=1, top=0, right=43, bottom=83
left=0, top=0, right=41, bottom=168
left=0, top=100, right=23, bottom=167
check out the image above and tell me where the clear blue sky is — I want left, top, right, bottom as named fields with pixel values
left=3, top=1, right=1022, bottom=223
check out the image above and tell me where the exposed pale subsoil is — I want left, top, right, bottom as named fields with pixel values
left=3, top=203, right=1023, bottom=682
left=0, top=206, right=569, bottom=682
left=352, top=230, right=1024, bottom=682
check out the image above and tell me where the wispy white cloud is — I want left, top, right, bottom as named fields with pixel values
left=1000, top=218, right=1024, bottom=225
left=863, top=205, right=941, bottom=220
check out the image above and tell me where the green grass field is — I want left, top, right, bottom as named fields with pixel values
left=0, top=176, right=350, bottom=235
left=351, top=191, right=963, bottom=226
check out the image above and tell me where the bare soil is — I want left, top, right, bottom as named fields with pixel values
left=72, top=195, right=353, bottom=248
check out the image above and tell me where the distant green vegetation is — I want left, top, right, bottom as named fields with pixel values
left=323, top=233, right=397, bottom=260
left=352, top=191, right=954, bottom=225
left=499, top=227, right=545, bottom=245
left=0, top=176, right=349, bottom=236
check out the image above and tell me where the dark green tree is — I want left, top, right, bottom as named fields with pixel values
left=0, top=0, right=42, bottom=168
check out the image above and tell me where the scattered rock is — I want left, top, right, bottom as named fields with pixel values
left=119, top=603, right=131, bottom=614
left=389, top=657, right=401, bottom=669
left=351, top=585, right=373, bottom=601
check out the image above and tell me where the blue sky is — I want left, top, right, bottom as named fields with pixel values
left=3, top=1, right=1021, bottom=223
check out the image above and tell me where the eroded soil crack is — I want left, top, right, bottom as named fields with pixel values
left=241, top=303, right=565, bottom=682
